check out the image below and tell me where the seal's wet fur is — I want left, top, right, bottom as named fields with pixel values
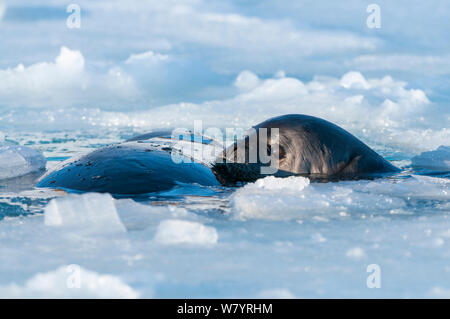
left=212, top=114, right=399, bottom=184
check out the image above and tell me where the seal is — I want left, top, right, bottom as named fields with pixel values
left=212, top=114, right=400, bottom=184
left=36, top=114, right=399, bottom=194
left=36, top=133, right=220, bottom=194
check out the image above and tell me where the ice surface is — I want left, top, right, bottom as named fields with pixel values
left=361, top=175, right=450, bottom=200
left=154, top=219, right=218, bottom=245
left=230, top=176, right=412, bottom=221
left=0, top=265, right=139, bottom=299
left=0, top=142, right=46, bottom=180
left=0, top=128, right=448, bottom=298
left=0, top=171, right=448, bottom=298
left=44, top=193, right=126, bottom=235
left=0, top=178, right=448, bottom=298
left=0, top=125, right=448, bottom=298
left=411, top=146, right=450, bottom=171
left=245, top=176, right=310, bottom=192
left=1, top=70, right=448, bottom=154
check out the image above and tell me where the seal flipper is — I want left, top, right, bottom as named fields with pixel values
left=36, top=143, right=219, bottom=194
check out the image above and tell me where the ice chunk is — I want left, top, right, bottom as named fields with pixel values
left=248, top=175, right=310, bottom=192
left=1, top=70, right=446, bottom=154
left=411, top=145, right=450, bottom=171
left=44, top=193, right=126, bottom=234
left=115, top=198, right=209, bottom=234
left=231, top=176, right=406, bottom=221
left=154, top=219, right=218, bottom=245
left=0, top=265, right=139, bottom=298
left=0, top=142, right=46, bottom=180
left=231, top=174, right=450, bottom=221
left=362, top=175, right=450, bottom=200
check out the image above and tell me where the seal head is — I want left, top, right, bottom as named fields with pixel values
left=212, top=114, right=399, bottom=184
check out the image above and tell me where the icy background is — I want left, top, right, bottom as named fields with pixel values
left=0, top=0, right=449, bottom=298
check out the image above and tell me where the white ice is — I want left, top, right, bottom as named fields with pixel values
left=0, top=265, right=139, bottom=299
left=44, top=193, right=126, bottom=235
left=412, top=146, right=450, bottom=171
left=154, top=219, right=218, bottom=245
left=231, top=176, right=418, bottom=221
left=0, top=142, right=46, bottom=180
left=1, top=69, right=448, bottom=154
left=0, top=174, right=449, bottom=298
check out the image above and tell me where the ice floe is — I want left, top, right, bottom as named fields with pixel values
left=154, top=219, right=218, bottom=245
left=411, top=145, right=450, bottom=171
left=0, top=142, right=46, bottom=180
left=231, top=175, right=449, bottom=221
left=44, top=193, right=126, bottom=235
left=0, top=265, right=139, bottom=298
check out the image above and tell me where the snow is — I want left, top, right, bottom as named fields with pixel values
left=248, top=176, right=310, bottom=192
left=0, top=171, right=449, bottom=297
left=0, top=142, right=46, bottom=180
left=44, top=193, right=126, bottom=235
left=0, top=266, right=139, bottom=299
left=154, top=219, right=218, bottom=245
left=1, top=69, right=447, bottom=153
left=0, top=47, right=137, bottom=108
